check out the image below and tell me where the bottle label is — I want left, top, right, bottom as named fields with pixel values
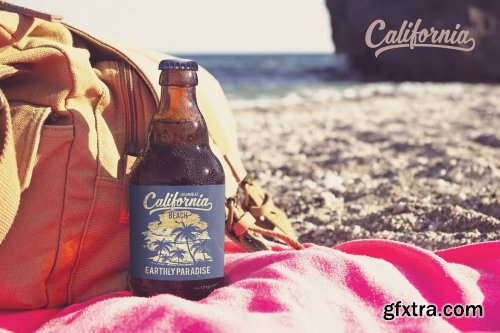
left=129, top=185, right=225, bottom=281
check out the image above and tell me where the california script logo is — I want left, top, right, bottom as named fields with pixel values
left=143, top=191, right=213, bottom=214
left=365, top=19, right=476, bottom=58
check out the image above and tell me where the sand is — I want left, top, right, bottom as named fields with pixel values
left=233, top=82, right=500, bottom=250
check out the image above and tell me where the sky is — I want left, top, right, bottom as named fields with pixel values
left=15, top=0, right=334, bottom=54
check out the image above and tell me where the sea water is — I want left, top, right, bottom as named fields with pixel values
left=171, top=53, right=358, bottom=109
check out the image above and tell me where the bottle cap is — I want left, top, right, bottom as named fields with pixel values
left=158, top=59, right=198, bottom=71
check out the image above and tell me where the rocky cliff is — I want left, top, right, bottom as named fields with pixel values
left=325, top=0, right=500, bottom=82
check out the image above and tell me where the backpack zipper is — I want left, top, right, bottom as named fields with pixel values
left=118, top=62, right=140, bottom=225
left=119, top=62, right=138, bottom=157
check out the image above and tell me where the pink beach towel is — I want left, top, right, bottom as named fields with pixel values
left=0, top=239, right=498, bottom=332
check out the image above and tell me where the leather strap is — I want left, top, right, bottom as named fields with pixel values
left=242, top=179, right=298, bottom=241
left=225, top=180, right=304, bottom=251
left=231, top=210, right=255, bottom=237
left=225, top=199, right=271, bottom=251
left=223, top=151, right=247, bottom=184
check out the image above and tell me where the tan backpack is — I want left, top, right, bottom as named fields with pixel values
left=0, top=2, right=301, bottom=309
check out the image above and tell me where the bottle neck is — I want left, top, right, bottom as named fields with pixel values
left=157, top=86, right=197, bottom=119
left=147, top=75, right=209, bottom=147
left=155, top=69, right=199, bottom=122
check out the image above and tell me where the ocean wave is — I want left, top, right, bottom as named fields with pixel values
left=227, top=82, right=472, bottom=109
left=170, top=53, right=472, bottom=110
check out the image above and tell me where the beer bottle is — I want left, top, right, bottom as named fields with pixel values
left=129, top=59, right=225, bottom=300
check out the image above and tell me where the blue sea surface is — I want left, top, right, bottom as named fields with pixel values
left=171, top=53, right=357, bottom=108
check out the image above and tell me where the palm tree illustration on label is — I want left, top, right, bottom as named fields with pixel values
left=170, top=248, right=187, bottom=263
left=143, top=210, right=214, bottom=266
left=171, top=222, right=202, bottom=263
left=191, top=239, right=211, bottom=261
left=151, top=238, right=173, bottom=263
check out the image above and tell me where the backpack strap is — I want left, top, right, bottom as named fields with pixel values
left=242, top=179, right=297, bottom=240
left=225, top=179, right=304, bottom=251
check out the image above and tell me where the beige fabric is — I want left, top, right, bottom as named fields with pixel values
left=10, top=103, right=51, bottom=189
left=0, top=90, right=20, bottom=243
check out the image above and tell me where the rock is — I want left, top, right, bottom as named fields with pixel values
left=474, top=134, right=500, bottom=148
left=303, top=179, right=318, bottom=190
left=392, top=202, right=407, bottom=214
left=322, top=171, right=346, bottom=192
left=320, top=191, right=337, bottom=206
left=352, top=225, right=362, bottom=235
left=325, top=0, right=500, bottom=82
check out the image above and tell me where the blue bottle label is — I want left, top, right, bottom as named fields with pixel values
left=129, top=185, right=225, bottom=281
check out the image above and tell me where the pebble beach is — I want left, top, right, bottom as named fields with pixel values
left=233, top=83, right=500, bottom=250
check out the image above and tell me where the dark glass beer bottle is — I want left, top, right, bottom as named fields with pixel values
left=129, top=59, right=225, bottom=300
